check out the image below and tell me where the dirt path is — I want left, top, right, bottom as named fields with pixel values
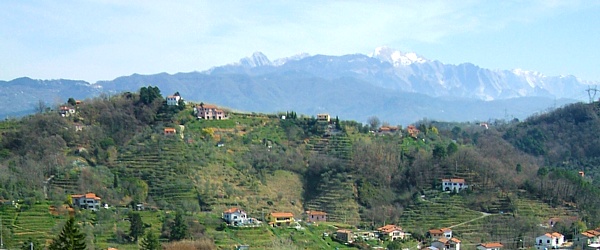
left=448, top=212, right=493, bottom=228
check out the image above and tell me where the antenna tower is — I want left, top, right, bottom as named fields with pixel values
left=586, top=85, right=599, bottom=103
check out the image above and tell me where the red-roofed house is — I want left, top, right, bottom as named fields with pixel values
left=442, top=178, right=468, bottom=192
left=477, top=242, right=503, bottom=250
left=71, top=193, right=101, bottom=211
left=406, top=125, right=420, bottom=138
left=164, top=127, right=176, bottom=135
left=267, top=212, right=294, bottom=227
left=432, top=237, right=461, bottom=250
left=429, top=228, right=453, bottom=241
left=535, top=232, right=564, bottom=250
left=222, top=207, right=247, bottom=226
left=59, top=105, right=76, bottom=117
left=305, top=210, right=327, bottom=223
left=377, top=224, right=407, bottom=241
left=195, top=104, right=228, bottom=120
left=574, top=229, right=600, bottom=249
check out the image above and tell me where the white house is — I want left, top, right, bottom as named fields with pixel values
left=432, top=237, right=461, bottom=250
left=166, top=94, right=181, bottom=106
left=223, top=207, right=247, bottom=226
left=71, top=193, right=101, bottom=211
left=429, top=228, right=453, bottom=241
left=377, top=224, right=407, bottom=241
left=477, top=242, right=503, bottom=250
left=442, top=178, right=468, bottom=192
left=535, top=232, right=564, bottom=250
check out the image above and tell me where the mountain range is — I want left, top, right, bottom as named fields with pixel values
left=0, top=47, right=594, bottom=124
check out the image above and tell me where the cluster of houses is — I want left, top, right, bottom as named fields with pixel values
left=221, top=207, right=329, bottom=228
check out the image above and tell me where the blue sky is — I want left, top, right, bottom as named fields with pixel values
left=1, top=0, right=599, bottom=83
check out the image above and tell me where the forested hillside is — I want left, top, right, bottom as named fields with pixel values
left=0, top=87, right=599, bottom=249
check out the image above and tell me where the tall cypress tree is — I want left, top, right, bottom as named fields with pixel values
left=169, top=212, right=187, bottom=241
left=48, top=216, right=86, bottom=250
left=128, top=212, right=144, bottom=242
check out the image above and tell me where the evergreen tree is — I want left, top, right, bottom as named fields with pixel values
left=169, top=212, right=188, bottom=241
left=48, top=217, right=86, bottom=250
left=67, top=97, right=77, bottom=106
left=128, top=212, right=144, bottom=242
left=140, top=231, right=161, bottom=250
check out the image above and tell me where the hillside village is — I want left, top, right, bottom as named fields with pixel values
left=1, top=87, right=600, bottom=250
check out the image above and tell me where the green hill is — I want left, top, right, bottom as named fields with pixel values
left=0, top=88, right=599, bottom=249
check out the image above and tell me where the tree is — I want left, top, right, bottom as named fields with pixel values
left=140, top=231, right=161, bottom=250
left=447, top=142, right=458, bottom=156
left=169, top=212, right=188, bottom=241
left=67, top=97, right=77, bottom=106
left=48, top=217, right=87, bottom=250
left=128, top=212, right=145, bottom=242
left=367, top=116, right=381, bottom=130
left=432, top=144, right=447, bottom=160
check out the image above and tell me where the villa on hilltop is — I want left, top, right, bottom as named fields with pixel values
left=194, top=103, right=228, bottom=120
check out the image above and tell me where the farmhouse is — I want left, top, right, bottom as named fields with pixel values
left=535, top=232, right=565, bottom=250
left=477, top=242, right=503, bottom=250
left=441, top=178, right=468, bottom=192
left=194, top=104, right=228, bottom=120
left=305, top=210, right=327, bottom=223
left=267, top=212, right=294, bottom=227
left=71, top=193, right=101, bottom=211
left=222, top=207, right=247, bottom=226
left=377, top=224, right=406, bottom=241
left=166, top=93, right=181, bottom=106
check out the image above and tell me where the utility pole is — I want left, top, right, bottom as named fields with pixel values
left=586, top=85, right=599, bottom=103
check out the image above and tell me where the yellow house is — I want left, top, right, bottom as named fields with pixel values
left=267, top=212, right=295, bottom=227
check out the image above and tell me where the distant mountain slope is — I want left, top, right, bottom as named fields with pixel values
left=0, top=77, right=101, bottom=118
left=0, top=48, right=593, bottom=123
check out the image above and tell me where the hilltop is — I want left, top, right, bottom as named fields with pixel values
left=0, top=87, right=599, bottom=249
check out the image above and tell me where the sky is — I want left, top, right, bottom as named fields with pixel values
left=1, top=0, right=599, bottom=83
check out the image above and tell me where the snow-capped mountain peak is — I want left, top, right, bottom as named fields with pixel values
left=371, top=46, right=428, bottom=66
left=273, top=52, right=310, bottom=66
left=238, top=52, right=272, bottom=68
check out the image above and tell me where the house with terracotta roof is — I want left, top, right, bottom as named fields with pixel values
left=164, top=127, right=177, bottom=135
left=71, top=192, right=101, bottom=211
left=535, top=232, right=565, bottom=250
left=574, top=229, right=600, bottom=249
left=378, top=125, right=399, bottom=134
left=377, top=224, right=407, bottom=241
left=442, top=178, right=468, bottom=192
left=429, top=228, right=453, bottom=241
left=194, top=104, right=228, bottom=120
left=305, top=210, right=327, bottom=223
left=222, top=207, right=247, bottom=226
left=267, top=212, right=294, bottom=227
left=432, top=237, right=461, bottom=250
left=166, top=93, right=181, bottom=106
left=406, top=125, right=420, bottom=138
left=59, top=105, right=76, bottom=117
left=476, top=242, right=503, bottom=250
